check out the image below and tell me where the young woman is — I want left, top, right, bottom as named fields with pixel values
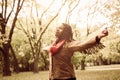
left=45, top=23, right=108, bottom=80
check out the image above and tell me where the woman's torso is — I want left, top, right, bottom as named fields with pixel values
left=49, top=41, right=76, bottom=79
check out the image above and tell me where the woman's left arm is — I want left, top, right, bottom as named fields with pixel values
left=68, top=28, right=108, bottom=52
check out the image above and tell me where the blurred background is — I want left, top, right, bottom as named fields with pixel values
left=0, top=0, right=120, bottom=79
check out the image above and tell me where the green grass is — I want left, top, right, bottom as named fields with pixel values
left=2, top=71, right=49, bottom=80
left=75, top=70, right=120, bottom=80
left=1, top=70, right=120, bottom=80
left=1, top=65, right=120, bottom=80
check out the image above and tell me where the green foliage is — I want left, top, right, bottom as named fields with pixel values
left=11, top=29, right=33, bottom=71
left=72, top=52, right=81, bottom=69
left=100, top=32, right=120, bottom=64
left=109, top=38, right=120, bottom=53
left=41, top=26, right=55, bottom=45
left=86, top=54, right=97, bottom=63
left=72, top=52, right=87, bottom=69
left=39, top=51, right=49, bottom=71
left=110, top=53, right=120, bottom=63
left=12, top=29, right=30, bottom=56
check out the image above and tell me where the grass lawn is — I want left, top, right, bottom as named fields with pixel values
left=75, top=70, right=120, bottom=80
left=1, top=65, right=120, bottom=80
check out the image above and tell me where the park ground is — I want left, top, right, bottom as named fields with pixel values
left=1, top=64, right=120, bottom=80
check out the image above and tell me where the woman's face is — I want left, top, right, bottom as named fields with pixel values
left=55, top=25, right=64, bottom=38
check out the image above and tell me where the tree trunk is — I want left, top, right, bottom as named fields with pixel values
left=81, top=60, right=85, bottom=70
left=10, top=45, right=19, bottom=73
left=3, top=44, right=11, bottom=76
left=33, top=53, right=39, bottom=73
left=0, top=13, right=11, bottom=76
left=107, top=58, right=111, bottom=65
left=0, top=52, right=3, bottom=74
left=40, top=52, right=49, bottom=70
left=98, top=55, right=104, bottom=65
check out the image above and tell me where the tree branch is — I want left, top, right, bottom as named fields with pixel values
left=17, top=19, right=35, bottom=58
left=39, top=0, right=55, bottom=26
left=6, top=0, right=15, bottom=23
left=37, top=0, right=67, bottom=44
left=4, top=0, right=7, bottom=19
left=9, top=0, right=25, bottom=42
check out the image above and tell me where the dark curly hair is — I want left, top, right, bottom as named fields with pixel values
left=58, top=23, right=74, bottom=42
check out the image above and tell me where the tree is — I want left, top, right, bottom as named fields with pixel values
left=0, top=0, right=25, bottom=76
left=17, top=0, right=66, bottom=73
